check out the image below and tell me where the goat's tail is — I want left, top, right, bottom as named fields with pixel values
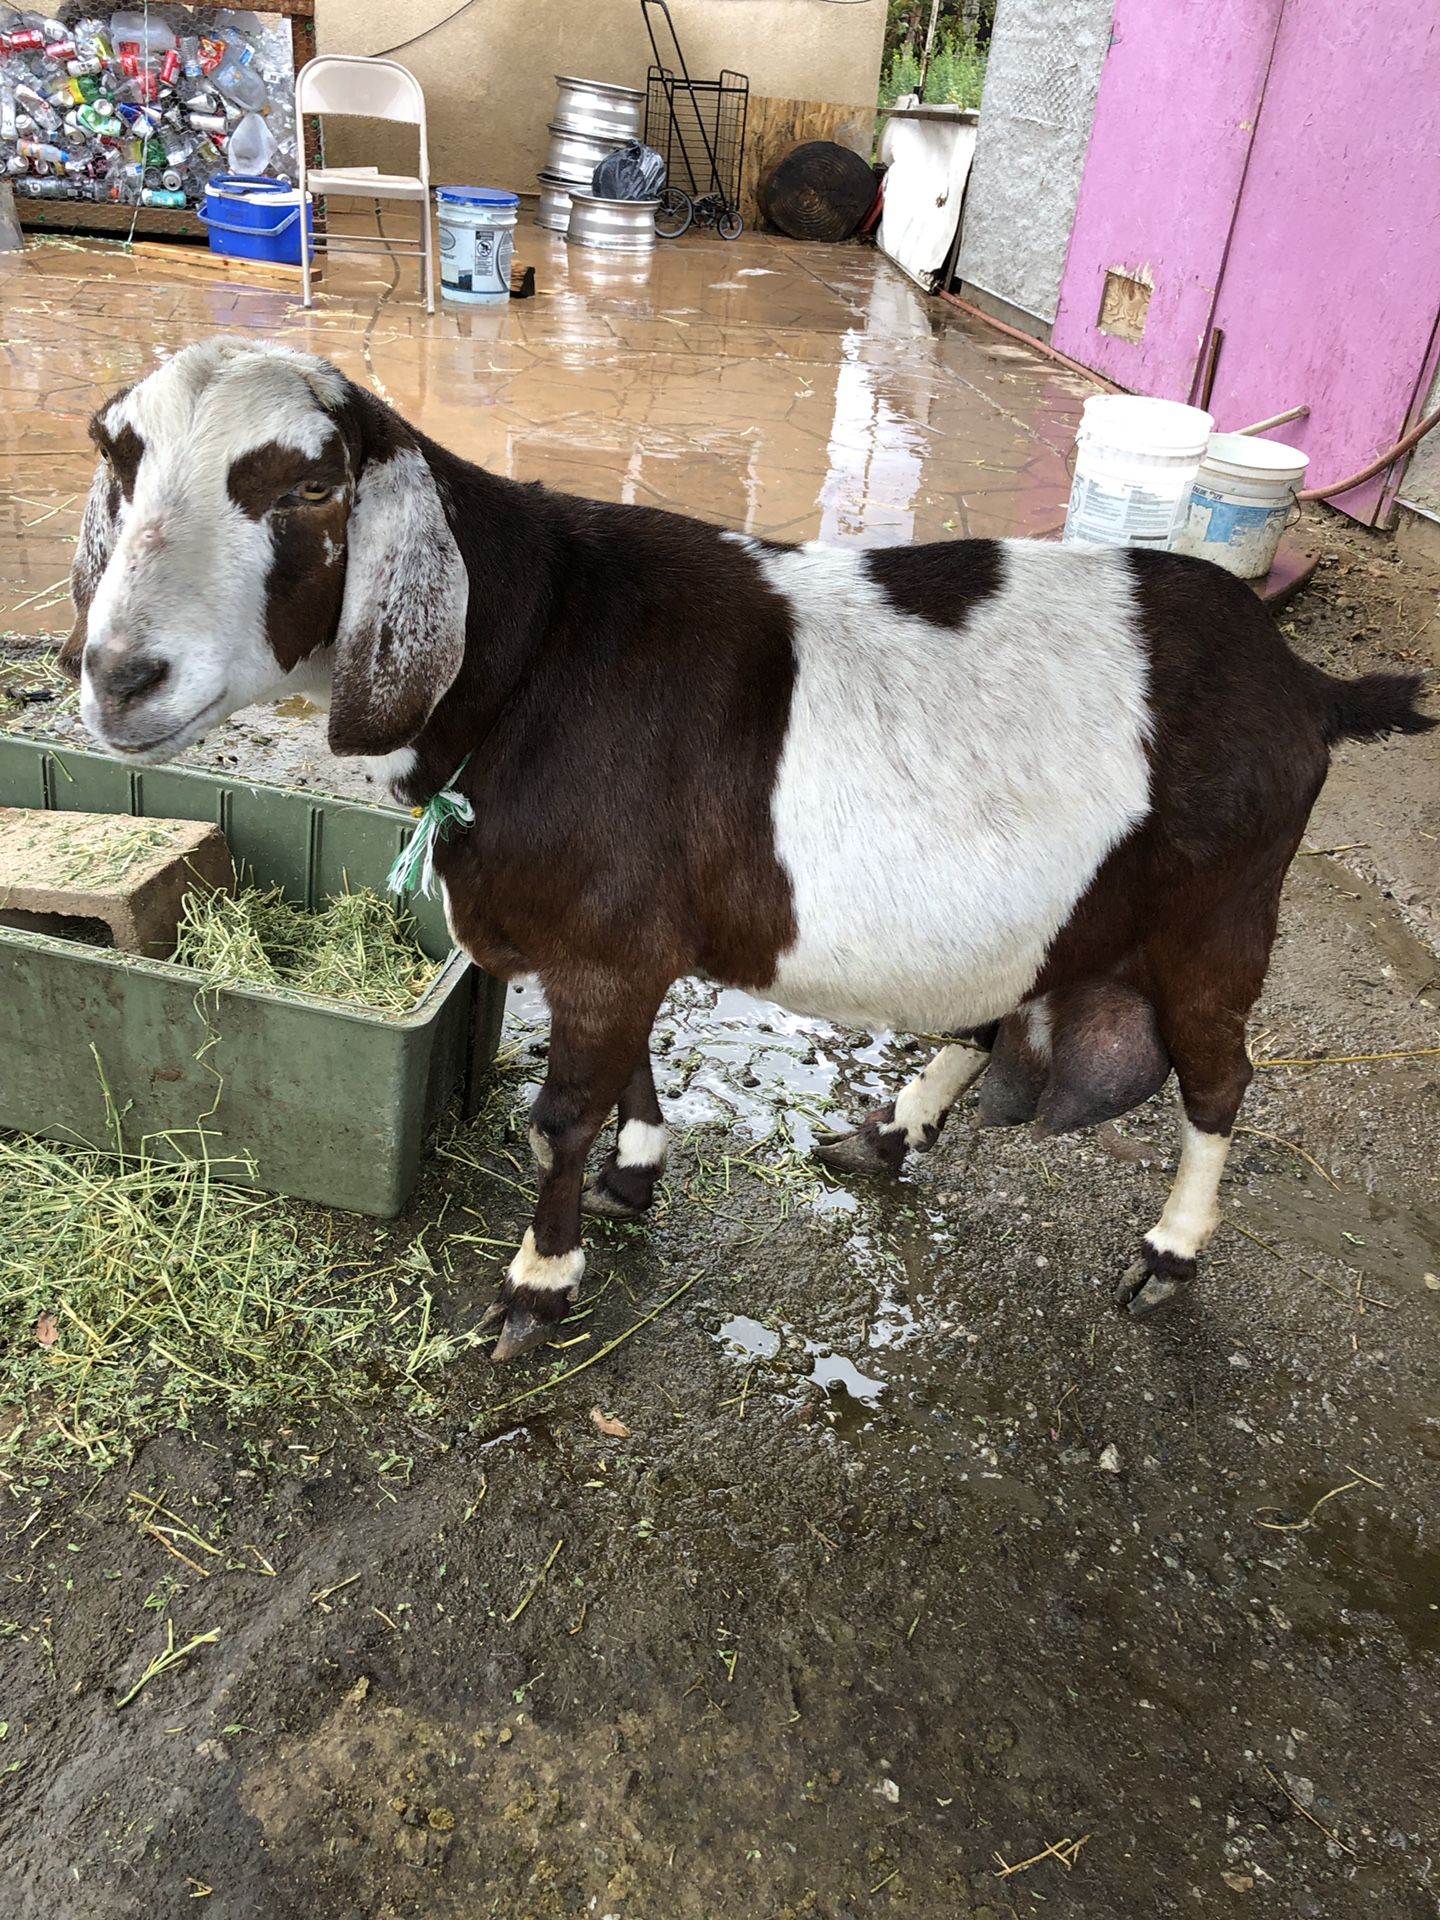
left=1320, top=669, right=1436, bottom=745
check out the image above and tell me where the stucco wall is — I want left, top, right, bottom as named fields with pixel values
left=954, top=0, right=1115, bottom=327
left=313, top=0, right=887, bottom=196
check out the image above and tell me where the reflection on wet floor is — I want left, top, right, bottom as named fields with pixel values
left=0, top=224, right=1095, bottom=638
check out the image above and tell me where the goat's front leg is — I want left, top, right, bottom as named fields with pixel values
left=484, top=982, right=662, bottom=1362
left=814, top=1027, right=996, bottom=1177
left=582, top=1052, right=667, bottom=1220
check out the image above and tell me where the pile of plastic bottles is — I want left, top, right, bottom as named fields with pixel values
left=0, top=7, right=298, bottom=209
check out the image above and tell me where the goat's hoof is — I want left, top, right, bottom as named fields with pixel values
left=480, top=1294, right=565, bottom=1363
left=581, top=1173, right=646, bottom=1221
left=1114, top=1246, right=1195, bottom=1319
left=479, top=1259, right=577, bottom=1360
left=812, top=1118, right=905, bottom=1179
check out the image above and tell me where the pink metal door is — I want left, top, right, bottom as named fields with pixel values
left=1051, top=0, right=1284, bottom=401
left=1054, top=1, right=1440, bottom=522
left=1197, top=2, right=1440, bottom=521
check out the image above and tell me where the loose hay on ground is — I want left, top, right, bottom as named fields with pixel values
left=0, top=1128, right=484, bottom=1470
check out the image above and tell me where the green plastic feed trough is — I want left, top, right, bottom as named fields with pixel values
left=0, top=735, right=506, bottom=1217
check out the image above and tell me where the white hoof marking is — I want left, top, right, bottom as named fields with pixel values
left=889, top=1043, right=990, bottom=1148
left=616, top=1119, right=668, bottom=1170
left=507, top=1228, right=584, bottom=1296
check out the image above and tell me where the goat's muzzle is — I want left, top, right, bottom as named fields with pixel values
left=86, top=643, right=171, bottom=711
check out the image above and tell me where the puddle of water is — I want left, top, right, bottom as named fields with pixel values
left=1290, top=1501, right=1440, bottom=1657
left=809, top=1351, right=884, bottom=1404
left=1244, top=1175, right=1440, bottom=1295
left=1309, top=854, right=1440, bottom=1002
left=505, top=974, right=917, bottom=1208
left=713, top=1313, right=886, bottom=1437
left=717, top=1314, right=781, bottom=1361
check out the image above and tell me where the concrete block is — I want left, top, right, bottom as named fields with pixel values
left=0, top=809, right=233, bottom=959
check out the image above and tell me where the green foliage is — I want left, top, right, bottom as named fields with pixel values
left=924, top=32, right=988, bottom=108
left=880, top=44, right=922, bottom=108
left=880, top=31, right=987, bottom=110
left=880, top=0, right=992, bottom=108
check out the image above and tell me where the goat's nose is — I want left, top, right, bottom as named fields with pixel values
left=90, top=647, right=170, bottom=707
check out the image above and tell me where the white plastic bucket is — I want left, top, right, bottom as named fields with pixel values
left=1173, top=432, right=1310, bottom=579
left=435, top=186, right=518, bottom=305
left=1063, top=395, right=1214, bottom=551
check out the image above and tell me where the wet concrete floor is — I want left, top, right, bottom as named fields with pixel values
left=0, top=223, right=1090, bottom=645
left=0, top=229, right=1437, bottom=1919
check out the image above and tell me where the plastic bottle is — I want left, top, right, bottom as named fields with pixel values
left=0, top=89, right=14, bottom=141
left=19, top=140, right=66, bottom=164
left=109, top=12, right=176, bottom=56
left=211, top=41, right=266, bottom=112
left=14, top=84, right=60, bottom=132
left=77, top=101, right=123, bottom=136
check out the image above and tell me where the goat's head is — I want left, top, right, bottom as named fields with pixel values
left=61, top=338, right=468, bottom=762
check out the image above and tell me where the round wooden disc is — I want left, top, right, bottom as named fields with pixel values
left=758, top=141, right=879, bottom=243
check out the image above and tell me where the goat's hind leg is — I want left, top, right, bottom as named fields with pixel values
left=814, top=1026, right=997, bottom=1176
left=1116, top=975, right=1258, bottom=1319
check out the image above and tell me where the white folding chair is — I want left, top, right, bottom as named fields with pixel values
left=295, top=55, right=435, bottom=312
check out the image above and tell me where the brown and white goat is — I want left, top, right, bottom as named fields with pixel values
left=62, top=340, right=1434, bottom=1359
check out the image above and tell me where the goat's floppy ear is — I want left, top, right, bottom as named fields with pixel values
left=58, top=460, right=121, bottom=680
left=327, top=393, right=468, bottom=757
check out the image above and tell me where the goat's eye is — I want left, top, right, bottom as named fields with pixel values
left=293, top=479, right=334, bottom=504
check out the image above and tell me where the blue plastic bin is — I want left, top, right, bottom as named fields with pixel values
left=198, top=176, right=313, bottom=268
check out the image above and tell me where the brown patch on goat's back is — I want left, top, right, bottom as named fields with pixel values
left=864, top=539, right=1005, bottom=623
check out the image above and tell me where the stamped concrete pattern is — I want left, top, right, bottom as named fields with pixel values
left=0, top=226, right=1091, bottom=646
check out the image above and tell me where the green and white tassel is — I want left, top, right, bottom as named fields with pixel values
left=386, top=759, right=474, bottom=899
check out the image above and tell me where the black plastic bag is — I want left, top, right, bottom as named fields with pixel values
left=592, top=143, right=667, bottom=200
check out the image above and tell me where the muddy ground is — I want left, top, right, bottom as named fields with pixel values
left=1, top=507, right=1438, bottom=1920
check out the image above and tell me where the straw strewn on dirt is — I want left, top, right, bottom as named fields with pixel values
left=0, top=1127, right=482, bottom=1468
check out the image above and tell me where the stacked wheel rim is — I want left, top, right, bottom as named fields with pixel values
left=535, top=75, right=644, bottom=235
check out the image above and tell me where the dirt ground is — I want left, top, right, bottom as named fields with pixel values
left=2, top=501, right=1438, bottom=1920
